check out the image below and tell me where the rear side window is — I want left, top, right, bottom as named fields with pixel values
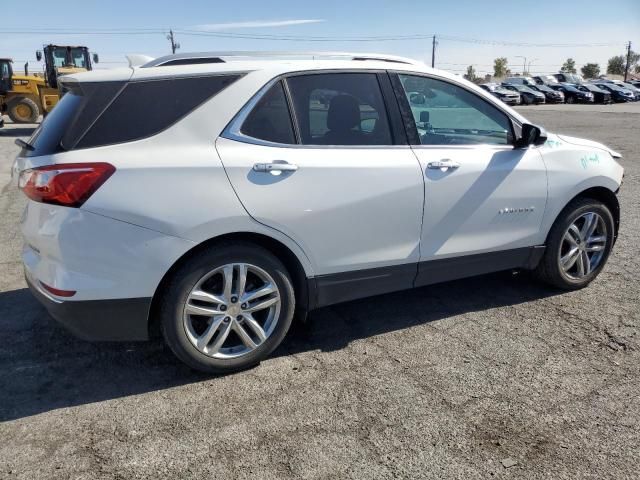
left=286, top=73, right=392, bottom=146
left=78, top=75, right=241, bottom=149
left=240, top=81, right=296, bottom=144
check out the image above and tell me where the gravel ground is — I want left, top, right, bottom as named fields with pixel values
left=1, top=103, right=638, bottom=479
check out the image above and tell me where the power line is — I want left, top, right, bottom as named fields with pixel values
left=0, top=27, right=629, bottom=47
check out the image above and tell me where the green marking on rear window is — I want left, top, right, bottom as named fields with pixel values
left=545, top=138, right=562, bottom=148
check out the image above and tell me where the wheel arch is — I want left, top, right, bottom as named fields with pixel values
left=148, top=232, right=312, bottom=338
left=545, top=186, right=620, bottom=245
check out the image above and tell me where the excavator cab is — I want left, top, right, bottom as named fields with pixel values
left=37, top=45, right=96, bottom=88
left=1, top=45, right=97, bottom=127
left=0, top=58, right=13, bottom=95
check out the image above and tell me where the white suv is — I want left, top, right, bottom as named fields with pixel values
left=14, top=52, right=624, bottom=373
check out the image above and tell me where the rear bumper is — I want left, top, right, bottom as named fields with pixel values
left=26, top=273, right=151, bottom=341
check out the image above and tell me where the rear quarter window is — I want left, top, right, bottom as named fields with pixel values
left=77, top=75, right=242, bottom=149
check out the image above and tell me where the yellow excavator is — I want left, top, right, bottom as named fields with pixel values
left=0, top=45, right=98, bottom=127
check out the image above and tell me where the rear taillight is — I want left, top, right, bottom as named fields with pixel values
left=19, top=162, right=115, bottom=207
left=40, top=281, right=76, bottom=298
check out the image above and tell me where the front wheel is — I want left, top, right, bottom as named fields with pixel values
left=160, top=243, right=295, bottom=373
left=535, top=198, right=615, bottom=290
left=7, top=97, right=39, bottom=123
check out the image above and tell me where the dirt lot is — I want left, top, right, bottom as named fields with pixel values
left=1, top=103, right=638, bottom=479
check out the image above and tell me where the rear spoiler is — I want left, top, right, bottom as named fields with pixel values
left=126, top=54, right=154, bottom=68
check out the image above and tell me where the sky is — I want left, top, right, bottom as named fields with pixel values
left=2, top=0, right=639, bottom=77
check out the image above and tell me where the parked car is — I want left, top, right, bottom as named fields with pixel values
left=13, top=52, right=624, bottom=373
left=533, top=75, right=559, bottom=85
left=591, top=82, right=636, bottom=102
left=629, top=79, right=640, bottom=88
left=479, top=83, right=521, bottom=105
left=527, top=84, right=565, bottom=103
left=549, top=83, right=594, bottom=104
left=501, top=83, right=546, bottom=104
left=620, top=83, right=640, bottom=101
left=552, top=73, right=584, bottom=84
left=505, top=76, right=538, bottom=86
left=575, top=83, right=612, bottom=104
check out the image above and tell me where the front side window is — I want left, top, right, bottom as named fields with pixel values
left=397, top=74, right=513, bottom=146
left=286, top=73, right=392, bottom=146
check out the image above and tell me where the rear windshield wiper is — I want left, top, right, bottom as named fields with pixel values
left=15, top=138, right=35, bottom=151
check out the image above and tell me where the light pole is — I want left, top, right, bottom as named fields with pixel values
left=515, top=55, right=527, bottom=75
left=527, top=58, right=539, bottom=75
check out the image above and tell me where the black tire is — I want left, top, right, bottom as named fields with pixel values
left=160, top=242, right=295, bottom=374
left=522, top=94, right=532, bottom=105
left=7, top=97, right=39, bottom=123
left=534, top=197, right=615, bottom=290
left=566, top=95, right=575, bottom=105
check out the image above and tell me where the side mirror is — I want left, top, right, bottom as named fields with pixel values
left=409, top=92, right=426, bottom=104
left=36, top=50, right=42, bottom=62
left=516, top=123, right=547, bottom=148
left=92, top=53, right=99, bottom=64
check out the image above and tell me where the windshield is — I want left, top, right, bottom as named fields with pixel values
left=509, top=84, right=535, bottom=94
left=70, top=48, right=88, bottom=68
left=601, top=84, right=624, bottom=92
left=49, top=47, right=88, bottom=68
left=50, top=47, right=68, bottom=67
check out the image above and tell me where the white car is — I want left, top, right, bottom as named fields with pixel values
left=14, top=52, right=624, bottom=373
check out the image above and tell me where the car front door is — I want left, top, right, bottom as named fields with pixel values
left=216, top=72, right=425, bottom=306
left=391, top=73, right=548, bottom=285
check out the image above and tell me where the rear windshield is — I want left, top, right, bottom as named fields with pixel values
left=21, top=74, right=242, bottom=157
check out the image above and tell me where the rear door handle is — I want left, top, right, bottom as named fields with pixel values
left=427, top=160, right=460, bottom=171
left=253, top=160, right=299, bottom=174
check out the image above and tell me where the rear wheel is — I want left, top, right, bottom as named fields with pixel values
left=535, top=198, right=614, bottom=290
left=7, top=97, right=39, bottom=123
left=160, top=243, right=295, bottom=373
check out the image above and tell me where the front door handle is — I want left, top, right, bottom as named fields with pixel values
left=427, top=160, right=460, bottom=171
left=253, top=160, right=299, bottom=174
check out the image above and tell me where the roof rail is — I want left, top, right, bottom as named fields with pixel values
left=142, top=51, right=422, bottom=68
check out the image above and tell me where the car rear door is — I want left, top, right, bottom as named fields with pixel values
left=390, top=72, right=548, bottom=285
left=216, top=71, right=425, bottom=306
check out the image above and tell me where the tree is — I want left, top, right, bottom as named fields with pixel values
left=493, top=57, right=508, bottom=78
left=581, top=63, right=600, bottom=79
left=561, top=58, right=577, bottom=74
left=464, top=65, right=478, bottom=83
left=607, top=55, right=625, bottom=75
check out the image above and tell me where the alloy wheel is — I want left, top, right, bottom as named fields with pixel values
left=558, top=212, right=608, bottom=280
left=183, top=263, right=281, bottom=359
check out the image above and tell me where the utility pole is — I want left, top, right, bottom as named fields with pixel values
left=431, top=35, right=436, bottom=68
left=167, top=29, right=180, bottom=54
left=515, top=55, right=527, bottom=75
left=624, top=41, right=632, bottom=82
